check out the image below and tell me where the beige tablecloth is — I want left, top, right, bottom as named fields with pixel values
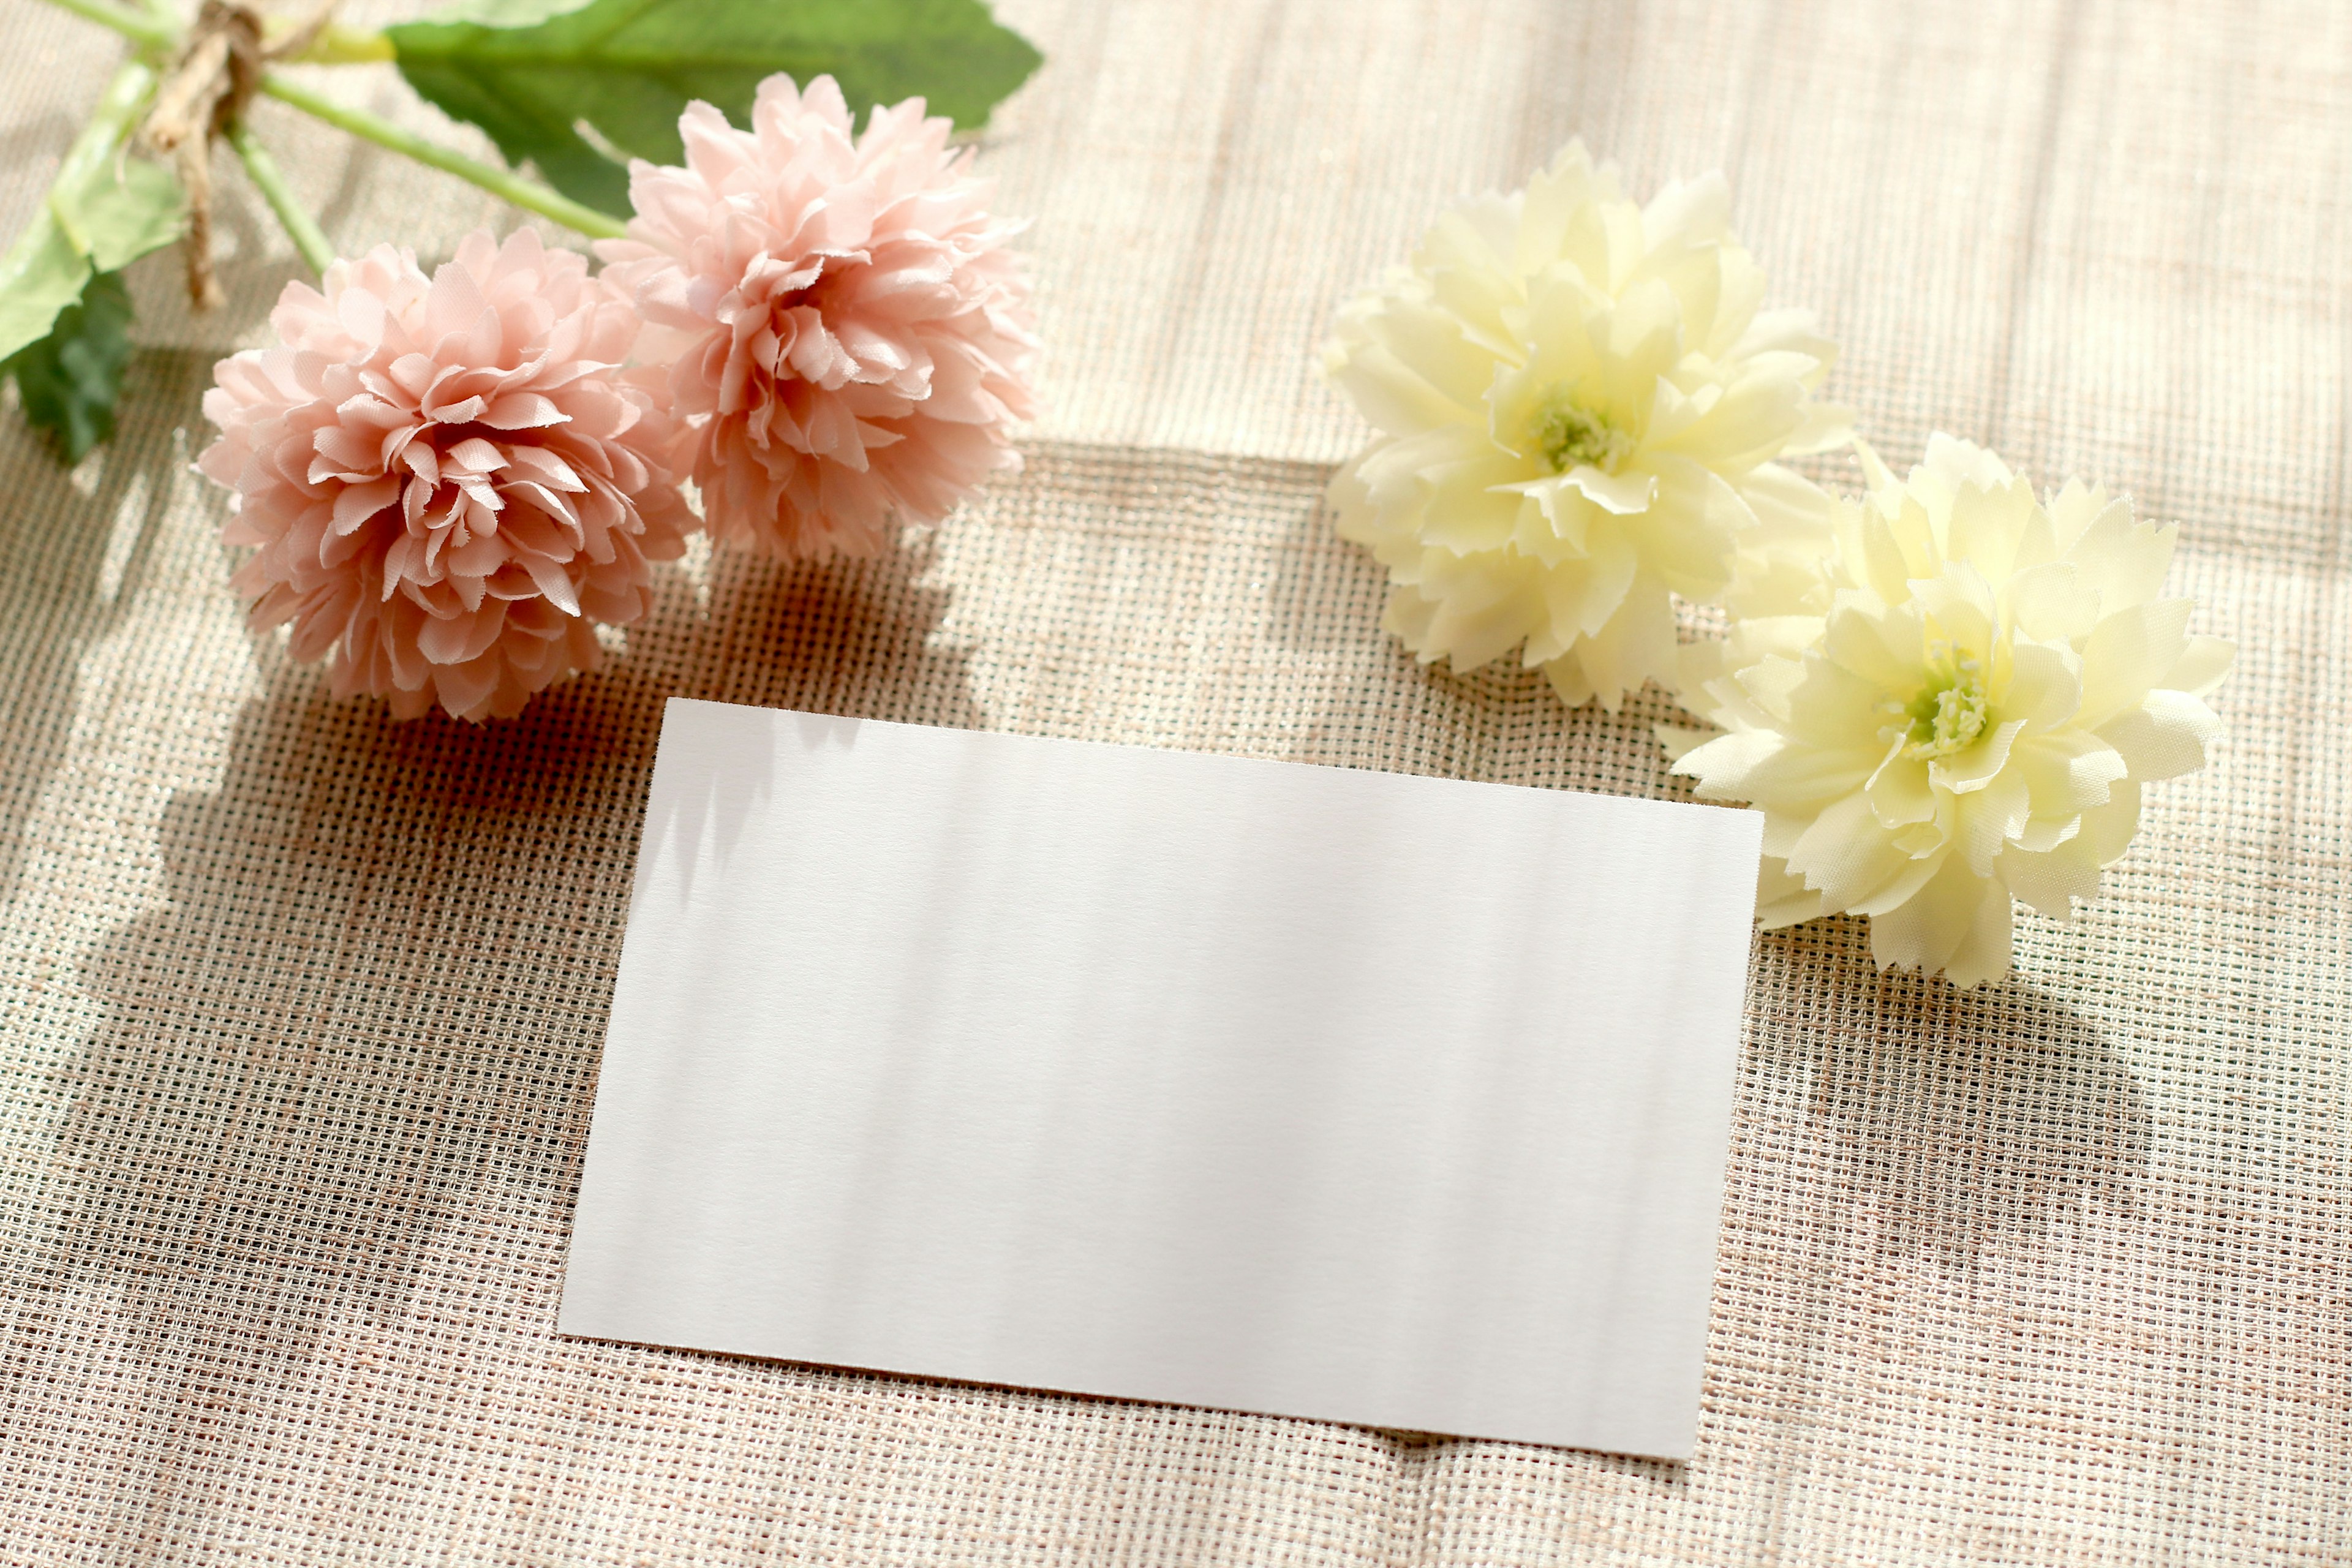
left=2, top=1, right=2346, bottom=1562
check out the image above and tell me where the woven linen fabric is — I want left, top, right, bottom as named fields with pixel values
left=1, top=0, right=2346, bottom=1562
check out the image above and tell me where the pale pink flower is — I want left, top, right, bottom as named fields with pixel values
left=599, top=74, right=1038, bottom=559
left=199, top=228, right=690, bottom=722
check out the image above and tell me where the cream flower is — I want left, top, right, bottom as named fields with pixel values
left=1321, top=141, right=1850, bottom=710
left=199, top=229, right=689, bottom=723
left=1668, top=436, right=2233, bottom=987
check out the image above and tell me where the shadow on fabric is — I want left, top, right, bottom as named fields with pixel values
left=0, top=349, right=203, bottom=902
left=1756, top=924, right=2151, bottom=1272
left=1702, top=928, right=2154, bottom=1554
left=0, top=138, right=378, bottom=905
left=0, top=538, right=980, bottom=1546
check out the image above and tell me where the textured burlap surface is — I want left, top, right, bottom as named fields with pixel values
left=1, top=0, right=2346, bottom=1562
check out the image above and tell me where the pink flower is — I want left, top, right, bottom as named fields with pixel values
left=199, top=228, right=690, bottom=722
left=600, top=74, right=1038, bottom=559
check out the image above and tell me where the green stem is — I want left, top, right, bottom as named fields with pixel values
left=53, top=59, right=160, bottom=199
left=34, top=0, right=175, bottom=52
left=279, top=23, right=393, bottom=64
left=258, top=71, right=628, bottom=241
left=226, top=121, right=334, bottom=275
left=36, top=59, right=158, bottom=260
left=43, top=0, right=391, bottom=62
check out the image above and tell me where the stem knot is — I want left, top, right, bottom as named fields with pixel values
left=144, top=1, right=336, bottom=307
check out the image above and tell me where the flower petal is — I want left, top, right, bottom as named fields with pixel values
left=1561, top=462, right=1656, bottom=515
left=2098, top=688, right=2225, bottom=782
left=1868, top=855, right=2011, bottom=987
left=2078, top=597, right=2192, bottom=729
left=194, top=224, right=690, bottom=723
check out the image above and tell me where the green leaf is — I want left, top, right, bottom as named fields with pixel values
left=388, top=0, right=1044, bottom=216
left=0, top=212, right=95, bottom=365
left=0, top=151, right=181, bottom=367
left=52, top=154, right=187, bottom=274
left=3, top=270, right=135, bottom=462
left=0, top=55, right=162, bottom=442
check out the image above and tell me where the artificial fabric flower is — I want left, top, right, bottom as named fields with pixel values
left=199, top=228, right=690, bottom=722
left=1321, top=140, right=1850, bottom=710
left=1668, top=436, right=2233, bottom=987
left=600, top=74, right=1039, bottom=560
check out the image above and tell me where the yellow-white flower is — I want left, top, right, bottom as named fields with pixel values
left=1668, top=436, right=2233, bottom=987
left=1321, top=141, right=1850, bottom=710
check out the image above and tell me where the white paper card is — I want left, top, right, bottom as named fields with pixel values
left=561, top=699, right=1762, bottom=1460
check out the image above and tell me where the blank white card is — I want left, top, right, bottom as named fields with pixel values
left=561, top=699, right=1762, bottom=1460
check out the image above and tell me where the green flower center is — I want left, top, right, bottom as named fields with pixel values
left=1530, top=389, right=1634, bottom=475
left=1896, top=645, right=1990, bottom=760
